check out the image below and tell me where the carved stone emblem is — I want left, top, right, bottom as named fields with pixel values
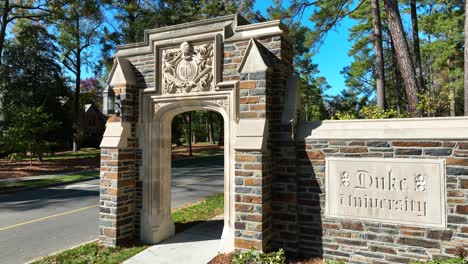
left=162, top=41, right=213, bottom=94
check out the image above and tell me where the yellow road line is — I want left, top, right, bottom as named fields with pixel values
left=1, top=176, right=218, bottom=232
left=0, top=204, right=99, bottom=232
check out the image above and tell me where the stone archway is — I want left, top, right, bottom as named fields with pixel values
left=139, top=95, right=237, bottom=252
left=99, top=15, right=295, bottom=253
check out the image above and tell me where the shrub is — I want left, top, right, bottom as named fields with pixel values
left=0, top=106, right=60, bottom=165
left=232, top=248, right=286, bottom=264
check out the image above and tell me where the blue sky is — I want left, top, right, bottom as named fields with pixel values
left=254, top=1, right=356, bottom=96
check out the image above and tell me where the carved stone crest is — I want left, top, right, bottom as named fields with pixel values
left=162, top=41, right=213, bottom=94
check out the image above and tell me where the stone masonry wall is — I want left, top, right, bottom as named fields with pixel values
left=296, top=139, right=468, bottom=262
left=126, top=54, right=152, bottom=239
left=99, top=84, right=138, bottom=247
left=224, top=35, right=293, bottom=251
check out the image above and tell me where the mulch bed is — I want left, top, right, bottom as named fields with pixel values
left=0, top=157, right=99, bottom=179
left=208, top=253, right=234, bottom=264
left=207, top=253, right=323, bottom=264
left=0, top=144, right=223, bottom=180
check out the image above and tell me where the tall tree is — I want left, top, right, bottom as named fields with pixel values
left=269, top=1, right=329, bottom=120
left=53, top=1, right=103, bottom=151
left=410, top=0, right=424, bottom=92
left=383, top=0, right=420, bottom=116
left=0, top=23, right=69, bottom=145
left=0, top=0, right=52, bottom=68
left=371, top=0, right=386, bottom=108
left=465, top=0, right=468, bottom=115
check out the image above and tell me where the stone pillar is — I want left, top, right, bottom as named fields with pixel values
left=99, top=58, right=138, bottom=247
left=232, top=39, right=274, bottom=251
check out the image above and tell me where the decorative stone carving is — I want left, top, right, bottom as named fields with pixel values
left=162, top=41, right=214, bottom=94
left=153, top=102, right=170, bottom=114
left=215, top=99, right=229, bottom=113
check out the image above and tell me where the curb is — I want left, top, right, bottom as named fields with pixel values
left=0, top=174, right=100, bottom=195
left=25, top=239, right=99, bottom=264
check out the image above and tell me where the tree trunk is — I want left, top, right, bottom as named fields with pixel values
left=384, top=0, right=420, bottom=117
left=450, top=87, right=456, bottom=117
left=207, top=111, right=215, bottom=144
left=187, top=112, right=192, bottom=156
left=217, top=125, right=223, bottom=148
left=72, top=14, right=81, bottom=152
left=464, top=0, right=468, bottom=115
left=0, top=0, right=9, bottom=68
left=410, top=0, right=424, bottom=92
left=390, top=35, right=403, bottom=115
left=72, top=47, right=81, bottom=152
left=372, top=0, right=386, bottom=109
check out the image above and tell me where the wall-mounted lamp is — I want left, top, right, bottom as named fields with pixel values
left=103, top=86, right=115, bottom=116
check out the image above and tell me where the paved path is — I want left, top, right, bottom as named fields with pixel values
left=0, top=158, right=223, bottom=264
left=124, top=219, right=223, bottom=264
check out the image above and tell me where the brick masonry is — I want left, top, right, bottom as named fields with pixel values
left=226, top=35, right=293, bottom=251
left=295, top=139, right=468, bottom=262
left=99, top=84, right=138, bottom=247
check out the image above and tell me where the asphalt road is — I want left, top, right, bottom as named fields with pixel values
left=0, top=158, right=224, bottom=264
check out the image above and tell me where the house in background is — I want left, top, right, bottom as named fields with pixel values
left=81, top=103, right=106, bottom=148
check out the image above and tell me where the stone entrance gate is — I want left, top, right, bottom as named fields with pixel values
left=99, top=14, right=468, bottom=262
left=99, top=14, right=297, bottom=253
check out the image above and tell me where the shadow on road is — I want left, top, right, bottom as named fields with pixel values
left=0, top=188, right=98, bottom=212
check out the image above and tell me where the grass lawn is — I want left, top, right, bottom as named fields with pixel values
left=0, top=172, right=99, bottom=192
left=32, top=194, right=224, bottom=264
left=43, top=148, right=100, bottom=160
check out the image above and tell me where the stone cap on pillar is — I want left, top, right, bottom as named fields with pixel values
left=234, top=119, right=268, bottom=151
left=238, top=38, right=270, bottom=74
left=100, top=120, right=131, bottom=148
left=107, top=57, right=136, bottom=87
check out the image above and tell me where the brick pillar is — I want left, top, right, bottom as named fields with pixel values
left=233, top=39, right=275, bottom=251
left=99, top=147, right=136, bottom=246
left=234, top=151, right=272, bottom=251
left=99, top=82, right=138, bottom=247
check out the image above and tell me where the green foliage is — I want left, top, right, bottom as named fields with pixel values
left=359, top=106, right=407, bottom=119
left=0, top=23, right=70, bottom=149
left=172, top=110, right=224, bottom=146
left=332, top=111, right=358, bottom=120
left=332, top=106, right=407, bottom=120
left=171, top=194, right=224, bottom=223
left=32, top=241, right=148, bottom=264
left=324, top=261, right=346, bottom=264
left=233, top=248, right=286, bottom=264
left=268, top=2, right=329, bottom=121
left=327, top=88, right=368, bottom=118
left=0, top=107, right=60, bottom=162
left=410, top=258, right=467, bottom=264
left=417, top=88, right=452, bottom=117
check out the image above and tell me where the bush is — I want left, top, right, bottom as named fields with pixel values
left=410, top=258, right=467, bottom=264
left=332, top=106, right=407, bottom=120
left=233, top=249, right=286, bottom=264
left=0, top=106, right=60, bottom=164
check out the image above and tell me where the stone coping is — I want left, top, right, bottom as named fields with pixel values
left=298, top=116, right=468, bottom=140
left=113, top=14, right=286, bottom=57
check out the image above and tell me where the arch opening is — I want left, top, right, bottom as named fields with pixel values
left=140, top=99, right=235, bottom=253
